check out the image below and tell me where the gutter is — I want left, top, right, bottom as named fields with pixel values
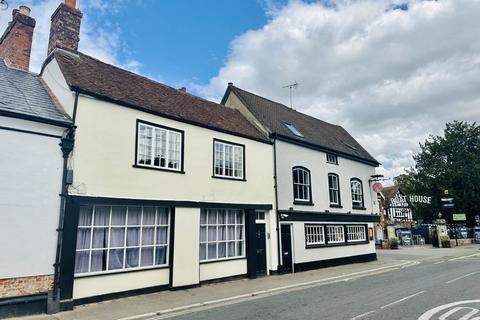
left=47, top=91, right=78, bottom=314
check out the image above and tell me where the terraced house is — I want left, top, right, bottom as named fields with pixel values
left=38, top=0, right=276, bottom=312
left=222, top=85, right=381, bottom=272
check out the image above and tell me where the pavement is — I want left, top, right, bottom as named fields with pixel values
left=11, top=245, right=480, bottom=320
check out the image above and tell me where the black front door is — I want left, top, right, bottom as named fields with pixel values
left=255, top=224, right=267, bottom=275
left=280, top=224, right=293, bottom=272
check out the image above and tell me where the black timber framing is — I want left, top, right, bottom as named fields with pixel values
left=278, top=210, right=380, bottom=223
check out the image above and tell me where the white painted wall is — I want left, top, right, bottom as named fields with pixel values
left=172, top=207, right=200, bottom=287
left=199, top=259, right=247, bottom=281
left=275, top=140, right=379, bottom=215
left=288, top=222, right=375, bottom=264
left=0, top=117, right=66, bottom=278
left=73, top=268, right=169, bottom=299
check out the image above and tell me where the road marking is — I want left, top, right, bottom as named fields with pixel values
left=418, top=300, right=480, bottom=320
left=445, top=271, right=479, bottom=284
left=116, top=260, right=419, bottom=320
left=434, top=260, right=445, bottom=265
left=350, top=310, right=376, bottom=320
left=380, top=291, right=425, bottom=309
left=448, top=253, right=480, bottom=261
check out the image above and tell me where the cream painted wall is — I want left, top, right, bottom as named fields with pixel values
left=199, top=259, right=247, bottom=281
left=73, top=268, right=169, bottom=299
left=286, top=222, right=375, bottom=265
left=172, top=207, right=200, bottom=287
left=69, top=95, right=275, bottom=206
left=275, top=140, right=379, bottom=215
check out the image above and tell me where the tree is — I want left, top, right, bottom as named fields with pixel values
left=394, top=121, right=480, bottom=225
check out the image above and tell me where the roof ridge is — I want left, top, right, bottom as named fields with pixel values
left=231, top=85, right=340, bottom=128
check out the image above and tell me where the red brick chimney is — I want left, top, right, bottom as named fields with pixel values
left=0, top=5, right=36, bottom=71
left=48, top=0, right=82, bottom=55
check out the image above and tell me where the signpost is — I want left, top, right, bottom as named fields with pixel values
left=441, top=192, right=457, bottom=246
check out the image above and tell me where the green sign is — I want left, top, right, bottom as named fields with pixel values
left=453, top=213, right=467, bottom=221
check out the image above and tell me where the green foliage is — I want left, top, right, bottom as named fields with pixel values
left=389, top=237, right=399, bottom=249
left=394, top=121, right=480, bottom=225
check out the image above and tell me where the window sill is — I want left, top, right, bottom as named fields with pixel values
left=200, top=256, right=246, bottom=264
left=329, top=204, right=343, bottom=208
left=74, top=265, right=169, bottom=279
left=133, top=164, right=185, bottom=174
left=326, top=162, right=338, bottom=165
left=294, top=201, right=315, bottom=206
left=211, top=175, right=247, bottom=182
left=352, top=206, right=367, bottom=211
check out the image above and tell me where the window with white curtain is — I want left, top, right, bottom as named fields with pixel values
left=137, top=121, right=182, bottom=171
left=346, top=225, right=366, bottom=242
left=326, top=225, right=345, bottom=243
left=200, top=209, right=244, bottom=261
left=350, top=178, right=364, bottom=208
left=293, top=167, right=311, bottom=202
left=75, top=205, right=169, bottom=275
left=213, top=140, right=244, bottom=179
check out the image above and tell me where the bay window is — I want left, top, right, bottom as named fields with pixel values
left=75, top=205, right=169, bottom=275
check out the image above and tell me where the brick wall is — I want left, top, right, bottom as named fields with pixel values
left=0, top=275, right=53, bottom=298
left=0, top=9, right=36, bottom=71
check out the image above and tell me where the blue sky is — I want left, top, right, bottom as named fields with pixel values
left=86, top=0, right=283, bottom=86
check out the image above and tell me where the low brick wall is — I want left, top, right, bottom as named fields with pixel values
left=0, top=275, right=53, bottom=299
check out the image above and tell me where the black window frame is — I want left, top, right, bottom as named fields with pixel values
left=133, top=119, right=185, bottom=174
left=292, top=166, right=313, bottom=205
left=304, top=223, right=369, bottom=249
left=326, top=153, right=338, bottom=165
left=328, top=173, right=342, bottom=208
left=350, top=178, right=366, bottom=210
left=212, top=138, right=246, bottom=181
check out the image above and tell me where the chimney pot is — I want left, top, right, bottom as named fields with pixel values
left=178, top=87, right=187, bottom=93
left=65, top=0, right=76, bottom=9
left=19, top=5, right=31, bottom=16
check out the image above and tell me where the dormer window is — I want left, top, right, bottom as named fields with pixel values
left=285, top=123, right=304, bottom=137
left=326, top=153, right=338, bottom=164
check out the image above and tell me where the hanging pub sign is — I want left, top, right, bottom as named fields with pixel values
left=372, top=182, right=383, bottom=193
left=390, top=194, right=432, bottom=205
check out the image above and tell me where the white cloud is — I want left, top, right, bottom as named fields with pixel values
left=0, top=0, right=136, bottom=73
left=195, top=0, right=480, bottom=181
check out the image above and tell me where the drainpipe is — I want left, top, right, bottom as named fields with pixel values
left=47, top=92, right=78, bottom=314
left=272, top=135, right=281, bottom=271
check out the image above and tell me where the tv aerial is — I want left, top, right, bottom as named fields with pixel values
left=0, top=0, right=8, bottom=10
left=282, top=81, right=299, bottom=109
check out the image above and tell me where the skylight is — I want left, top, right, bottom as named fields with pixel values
left=285, top=123, right=304, bottom=137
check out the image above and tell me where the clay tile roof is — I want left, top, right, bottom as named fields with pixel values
left=222, top=85, right=379, bottom=166
left=50, top=50, right=269, bottom=142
